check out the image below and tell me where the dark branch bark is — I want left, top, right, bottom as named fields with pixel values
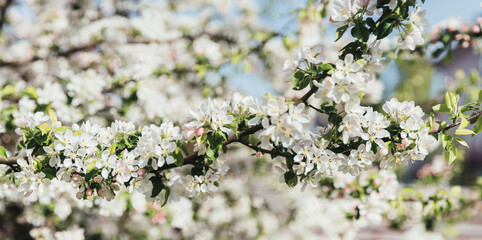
left=429, top=111, right=482, bottom=135
left=0, top=156, right=22, bottom=165
left=0, top=0, right=13, bottom=36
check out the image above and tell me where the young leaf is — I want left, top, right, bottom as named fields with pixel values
left=454, top=129, right=475, bottom=135
left=0, top=146, right=7, bottom=160
left=454, top=137, right=469, bottom=148
left=432, top=103, right=450, bottom=113
left=284, top=171, right=298, bottom=187
left=444, top=144, right=457, bottom=165
left=458, top=116, right=468, bottom=130
left=336, top=25, right=349, bottom=41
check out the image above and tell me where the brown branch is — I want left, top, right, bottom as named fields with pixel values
left=429, top=111, right=482, bottom=135
left=158, top=86, right=318, bottom=171
left=0, top=0, right=13, bottom=36
left=0, top=156, right=22, bottom=165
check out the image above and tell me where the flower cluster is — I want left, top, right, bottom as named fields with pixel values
left=330, top=0, right=428, bottom=52
left=13, top=113, right=185, bottom=202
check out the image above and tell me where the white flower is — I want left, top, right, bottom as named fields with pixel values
left=154, top=139, right=177, bottom=168
left=302, top=45, right=325, bottom=64
left=338, top=113, right=363, bottom=144
left=293, top=140, right=314, bottom=163
left=95, top=151, right=117, bottom=179
left=336, top=54, right=364, bottom=74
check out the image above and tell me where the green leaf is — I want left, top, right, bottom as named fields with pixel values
left=444, top=92, right=459, bottom=115
left=160, top=187, right=170, bottom=207
left=292, top=71, right=310, bottom=90
left=0, top=85, right=15, bottom=98
left=150, top=176, right=164, bottom=198
left=33, top=128, right=48, bottom=145
left=173, top=149, right=184, bottom=166
left=432, top=103, right=450, bottom=113
left=55, top=126, right=70, bottom=133
left=319, top=63, right=334, bottom=72
left=206, top=148, right=216, bottom=161
left=454, top=129, right=475, bottom=135
left=454, top=137, right=469, bottom=148
left=48, top=109, right=57, bottom=123
left=458, top=116, right=468, bottom=130
left=284, top=171, right=298, bottom=187
left=38, top=123, right=53, bottom=135
left=374, top=14, right=398, bottom=40
left=108, top=142, right=117, bottom=155
left=41, top=167, right=57, bottom=180
left=0, top=146, right=7, bottom=160
left=441, top=134, right=453, bottom=150
left=444, top=144, right=457, bottom=165
left=474, top=116, right=482, bottom=134
left=477, top=89, right=482, bottom=105
left=85, top=162, right=98, bottom=182
left=351, top=24, right=370, bottom=42
left=335, top=25, right=349, bottom=41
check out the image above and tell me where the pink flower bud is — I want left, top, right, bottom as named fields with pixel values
left=137, top=169, right=146, bottom=177
left=86, top=189, right=93, bottom=196
left=402, top=138, right=410, bottom=147
left=98, top=188, right=106, bottom=197
left=379, top=148, right=389, bottom=156
left=397, top=143, right=405, bottom=150
left=72, top=174, right=81, bottom=182
left=195, top=127, right=205, bottom=136
left=256, top=152, right=263, bottom=159
left=329, top=16, right=337, bottom=24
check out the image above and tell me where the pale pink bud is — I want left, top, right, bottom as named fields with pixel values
left=72, top=174, right=81, bottom=182
left=195, top=127, right=205, bottom=136
left=137, top=169, right=146, bottom=177
left=256, top=152, right=263, bottom=159
left=379, top=148, right=389, bottom=156
left=397, top=144, right=405, bottom=150
left=402, top=138, right=410, bottom=147
left=98, top=188, right=106, bottom=196
left=86, top=189, right=93, bottom=196
left=329, top=16, right=337, bottom=24
left=93, top=175, right=103, bottom=183
left=462, top=41, right=470, bottom=48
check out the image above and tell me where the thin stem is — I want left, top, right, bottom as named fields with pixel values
left=237, top=139, right=293, bottom=158
left=428, top=111, right=482, bottom=135
left=307, top=103, right=321, bottom=112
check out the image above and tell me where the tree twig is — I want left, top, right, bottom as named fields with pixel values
left=0, top=156, right=22, bottom=165
left=429, top=111, right=482, bottom=135
left=237, top=139, right=293, bottom=158
left=158, top=86, right=318, bottom=171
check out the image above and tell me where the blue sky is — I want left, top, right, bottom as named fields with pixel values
left=424, top=0, right=481, bottom=26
